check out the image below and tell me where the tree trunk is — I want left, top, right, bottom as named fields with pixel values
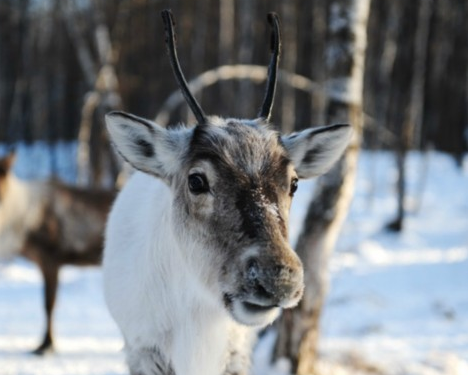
left=280, top=0, right=297, bottom=134
left=70, top=1, right=122, bottom=188
left=385, top=0, right=421, bottom=232
left=237, top=0, right=255, bottom=116
left=273, top=0, right=370, bottom=373
left=218, top=0, right=235, bottom=117
left=308, top=0, right=328, bottom=126
left=422, top=0, right=468, bottom=159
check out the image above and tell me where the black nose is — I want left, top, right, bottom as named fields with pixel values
left=244, top=257, right=303, bottom=305
left=246, top=258, right=260, bottom=282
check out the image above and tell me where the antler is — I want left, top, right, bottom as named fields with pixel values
left=161, top=10, right=207, bottom=125
left=258, top=12, right=281, bottom=123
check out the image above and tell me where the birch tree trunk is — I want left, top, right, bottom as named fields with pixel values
left=66, top=1, right=122, bottom=188
left=274, top=0, right=370, bottom=373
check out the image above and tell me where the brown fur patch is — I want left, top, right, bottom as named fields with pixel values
left=23, top=182, right=115, bottom=266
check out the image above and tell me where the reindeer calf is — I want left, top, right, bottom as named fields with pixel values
left=103, top=10, right=351, bottom=375
left=0, top=152, right=114, bottom=354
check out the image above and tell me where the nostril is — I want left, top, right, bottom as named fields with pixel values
left=246, top=258, right=259, bottom=281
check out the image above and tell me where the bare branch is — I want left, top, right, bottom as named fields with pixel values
left=155, top=64, right=323, bottom=126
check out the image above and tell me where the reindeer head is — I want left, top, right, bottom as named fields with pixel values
left=106, top=11, right=351, bottom=327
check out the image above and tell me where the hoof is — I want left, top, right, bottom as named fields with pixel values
left=385, top=218, right=402, bottom=232
left=31, top=341, right=54, bottom=356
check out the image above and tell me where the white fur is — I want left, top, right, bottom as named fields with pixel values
left=103, top=172, right=253, bottom=375
left=105, top=112, right=192, bottom=179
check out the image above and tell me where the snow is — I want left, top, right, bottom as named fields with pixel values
left=313, top=152, right=468, bottom=375
left=1, top=147, right=467, bottom=375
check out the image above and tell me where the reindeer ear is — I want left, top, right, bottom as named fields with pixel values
left=105, top=111, right=191, bottom=179
left=282, top=124, right=352, bottom=179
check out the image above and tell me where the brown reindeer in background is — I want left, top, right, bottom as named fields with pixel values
left=0, top=152, right=115, bottom=354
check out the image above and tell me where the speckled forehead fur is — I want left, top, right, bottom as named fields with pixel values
left=186, top=117, right=291, bottom=181
left=177, top=116, right=294, bottom=247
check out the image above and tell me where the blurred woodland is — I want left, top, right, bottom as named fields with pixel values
left=1, top=0, right=466, bottom=153
left=0, top=0, right=467, bottom=374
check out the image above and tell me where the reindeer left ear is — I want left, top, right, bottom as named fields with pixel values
left=281, top=124, right=352, bottom=179
left=105, top=111, right=191, bottom=180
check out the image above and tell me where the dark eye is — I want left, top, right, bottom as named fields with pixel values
left=188, top=173, right=210, bottom=194
left=290, top=178, right=298, bottom=196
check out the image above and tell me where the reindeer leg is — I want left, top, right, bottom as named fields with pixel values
left=32, top=259, right=59, bottom=355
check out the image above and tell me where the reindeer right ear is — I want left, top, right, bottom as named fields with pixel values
left=281, top=123, right=352, bottom=179
left=105, top=111, right=191, bottom=179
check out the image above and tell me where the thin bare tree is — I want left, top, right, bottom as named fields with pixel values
left=274, top=0, right=371, bottom=373
left=385, top=0, right=422, bottom=231
left=280, top=0, right=297, bottom=134
left=62, top=0, right=122, bottom=188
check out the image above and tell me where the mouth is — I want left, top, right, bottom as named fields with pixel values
left=223, top=294, right=280, bottom=327
left=241, top=300, right=277, bottom=313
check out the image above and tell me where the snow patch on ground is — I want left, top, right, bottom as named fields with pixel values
left=299, top=152, right=468, bottom=375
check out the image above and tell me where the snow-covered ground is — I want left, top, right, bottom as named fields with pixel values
left=1, top=147, right=467, bottom=375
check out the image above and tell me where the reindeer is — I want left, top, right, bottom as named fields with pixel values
left=103, top=10, right=352, bottom=375
left=0, top=151, right=115, bottom=354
